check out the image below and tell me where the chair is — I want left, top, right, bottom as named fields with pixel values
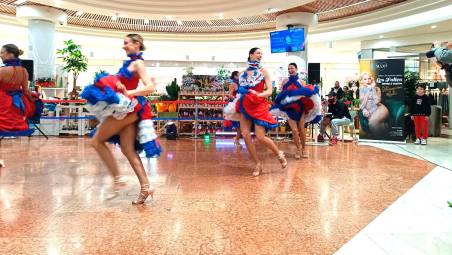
left=340, top=110, right=357, bottom=142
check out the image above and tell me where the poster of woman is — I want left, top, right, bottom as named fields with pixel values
left=359, top=59, right=405, bottom=142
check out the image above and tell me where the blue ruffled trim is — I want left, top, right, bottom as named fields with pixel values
left=231, top=121, right=240, bottom=128
left=310, top=115, right=322, bottom=124
left=117, top=52, right=143, bottom=79
left=94, top=71, right=110, bottom=84
left=239, top=93, right=278, bottom=131
left=137, top=140, right=162, bottom=158
left=273, top=86, right=318, bottom=107
left=80, top=85, right=120, bottom=105
left=0, top=129, right=34, bottom=137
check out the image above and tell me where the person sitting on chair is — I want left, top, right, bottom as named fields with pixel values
left=318, top=91, right=351, bottom=144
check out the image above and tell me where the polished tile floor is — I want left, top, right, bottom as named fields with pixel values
left=0, top=137, right=434, bottom=255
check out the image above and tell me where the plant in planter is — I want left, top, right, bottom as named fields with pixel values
left=57, top=39, right=88, bottom=99
left=403, top=71, right=420, bottom=110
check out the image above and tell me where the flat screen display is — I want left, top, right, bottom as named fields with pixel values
left=270, top=28, right=305, bottom=53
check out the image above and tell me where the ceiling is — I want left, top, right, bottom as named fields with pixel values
left=0, top=0, right=408, bottom=33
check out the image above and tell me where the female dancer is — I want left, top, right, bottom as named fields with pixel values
left=224, top=47, right=287, bottom=176
left=271, top=63, right=320, bottom=159
left=81, top=34, right=160, bottom=204
left=228, top=71, right=242, bottom=146
left=0, top=44, right=37, bottom=168
left=359, top=72, right=388, bottom=135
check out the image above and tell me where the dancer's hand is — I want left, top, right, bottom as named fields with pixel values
left=425, top=116, right=429, bottom=120
left=411, top=116, right=414, bottom=120
left=116, top=81, right=126, bottom=92
left=249, top=90, right=257, bottom=95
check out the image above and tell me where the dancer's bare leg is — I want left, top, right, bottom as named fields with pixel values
left=234, top=126, right=242, bottom=146
left=240, top=115, right=258, bottom=165
left=91, top=113, right=138, bottom=180
left=297, top=114, right=308, bottom=158
left=287, top=119, right=301, bottom=158
left=254, top=125, right=287, bottom=169
left=0, top=159, right=4, bottom=167
left=119, top=124, right=154, bottom=204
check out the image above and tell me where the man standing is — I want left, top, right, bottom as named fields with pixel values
left=318, top=92, right=352, bottom=144
left=330, top=81, right=344, bottom=100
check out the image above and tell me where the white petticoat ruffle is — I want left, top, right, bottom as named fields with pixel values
left=137, top=119, right=157, bottom=144
left=223, top=96, right=241, bottom=121
left=270, top=94, right=322, bottom=123
left=85, top=93, right=137, bottom=122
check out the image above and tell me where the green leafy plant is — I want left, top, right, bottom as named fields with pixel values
left=217, top=65, right=230, bottom=82
left=166, top=78, right=180, bottom=100
left=404, top=71, right=420, bottom=108
left=57, top=39, right=88, bottom=90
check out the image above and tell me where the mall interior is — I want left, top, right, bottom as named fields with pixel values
left=0, top=0, right=451, bottom=254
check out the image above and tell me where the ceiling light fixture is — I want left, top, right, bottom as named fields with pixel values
left=75, top=11, right=84, bottom=16
left=143, top=18, right=149, bottom=24
left=217, top=13, right=224, bottom=19
left=265, top=8, right=278, bottom=13
left=431, top=25, right=437, bottom=29
left=14, top=0, right=27, bottom=5
left=165, top=15, right=173, bottom=20
left=233, top=18, right=241, bottom=24
left=176, top=20, right=182, bottom=25
left=379, top=35, right=384, bottom=38
left=111, top=14, right=118, bottom=21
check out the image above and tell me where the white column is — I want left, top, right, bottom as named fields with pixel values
left=275, top=12, right=317, bottom=75
left=16, top=5, right=67, bottom=80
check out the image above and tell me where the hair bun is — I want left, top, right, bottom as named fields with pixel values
left=18, top=49, right=24, bottom=56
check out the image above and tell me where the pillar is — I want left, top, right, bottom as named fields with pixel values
left=275, top=12, right=317, bottom=76
left=16, top=5, right=67, bottom=80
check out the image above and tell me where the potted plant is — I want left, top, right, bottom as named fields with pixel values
left=57, top=39, right=88, bottom=96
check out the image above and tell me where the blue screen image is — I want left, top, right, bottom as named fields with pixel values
left=270, top=28, right=305, bottom=53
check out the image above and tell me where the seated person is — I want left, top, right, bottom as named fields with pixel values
left=318, top=92, right=351, bottom=144
left=330, top=81, right=344, bottom=100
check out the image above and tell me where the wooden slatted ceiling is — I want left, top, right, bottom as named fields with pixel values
left=0, top=0, right=407, bottom=33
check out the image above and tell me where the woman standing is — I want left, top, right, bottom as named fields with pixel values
left=225, top=47, right=287, bottom=176
left=0, top=44, right=37, bottom=168
left=271, top=63, right=320, bottom=159
left=81, top=34, right=160, bottom=204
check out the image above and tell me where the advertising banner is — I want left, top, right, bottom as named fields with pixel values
left=359, top=59, right=405, bottom=142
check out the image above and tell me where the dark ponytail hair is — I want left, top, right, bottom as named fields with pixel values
left=230, top=71, right=239, bottom=79
left=248, top=47, right=260, bottom=61
left=2, top=44, right=24, bottom=58
left=126, top=33, right=146, bottom=51
left=288, top=62, right=298, bottom=69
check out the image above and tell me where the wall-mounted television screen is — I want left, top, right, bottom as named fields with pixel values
left=270, top=28, right=305, bottom=53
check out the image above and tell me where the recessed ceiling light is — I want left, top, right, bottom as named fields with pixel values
left=266, top=8, right=278, bottom=13
left=176, top=20, right=182, bottom=25
left=217, top=13, right=224, bottom=19
left=75, top=11, right=84, bottom=16
left=143, top=18, right=149, bottom=24
left=14, top=0, right=26, bottom=4
left=165, top=15, right=173, bottom=20
left=431, top=25, right=437, bottom=29
left=111, top=14, right=118, bottom=21
left=233, top=18, right=241, bottom=24
left=379, top=35, right=384, bottom=38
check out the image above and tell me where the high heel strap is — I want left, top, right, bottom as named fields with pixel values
left=132, top=184, right=155, bottom=205
left=278, top=151, right=288, bottom=169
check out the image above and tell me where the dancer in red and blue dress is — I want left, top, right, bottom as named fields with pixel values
left=0, top=44, right=39, bottom=168
left=224, top=47, right=287, bottom=176
left=81, top=34, right=160, bottom=204
left=271, top=63, right=321, bottom=159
